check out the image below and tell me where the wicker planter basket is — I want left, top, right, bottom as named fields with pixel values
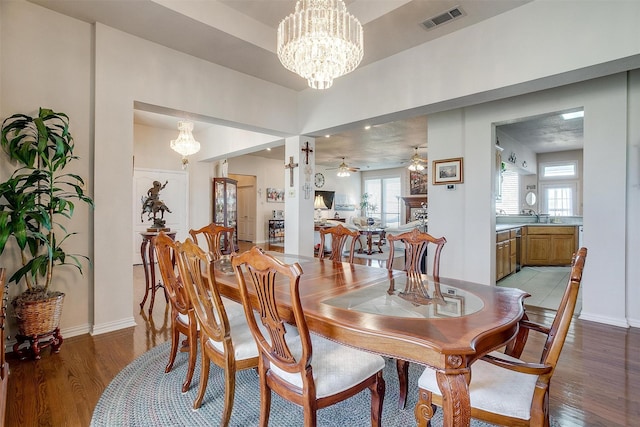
left=13, top=292, right=65, bottom=337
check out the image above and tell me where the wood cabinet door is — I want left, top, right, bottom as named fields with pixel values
left=496, top=242, right=505, bottom=280
left=526, top=235, right=551, bottom=264
left=509, top=237, right=517, bottom=273
left=549, top=235, right=576, bottom=265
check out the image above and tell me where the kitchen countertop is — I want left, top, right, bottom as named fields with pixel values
left=496, top=223, right=581, bottom=232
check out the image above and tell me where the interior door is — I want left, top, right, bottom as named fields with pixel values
left=237, top=183, right=256, bottom=242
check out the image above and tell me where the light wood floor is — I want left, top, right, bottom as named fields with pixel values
left=5, top=242, right=640, bottom=426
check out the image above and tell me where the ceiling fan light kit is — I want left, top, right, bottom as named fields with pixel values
left=407, top=147, right=427, bottom=172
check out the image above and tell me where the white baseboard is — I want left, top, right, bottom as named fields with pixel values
left=627, top=317, right=640, bottom=328
left=62, top=323, right=92, bottom=338
left=91, top=317, right=137, bottom=336
left=578, top=311, right=630, bottom=328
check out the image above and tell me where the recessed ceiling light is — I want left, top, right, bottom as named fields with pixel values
left=562, top=111, right=584, bottom=120
left=325, top=135, right=330, bottom=138
left=364, top=125, right=371, bottom=130
left=266, top=147, right=271, bottom=151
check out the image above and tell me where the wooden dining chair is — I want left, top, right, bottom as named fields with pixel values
left=175, top=238, right=259, bottom=425
left=318, top=223, right=359, bottom=263
left=386, top=228, right=447, bottom=277
left=386, top=227, right=447, bottom=408
left=414, top=247, right=588, bottom=427
left=153, top=231, right=197, bottom=393
left=231, top=246, right=386, bottom=427
left=189, top=223, right=236, bottom=260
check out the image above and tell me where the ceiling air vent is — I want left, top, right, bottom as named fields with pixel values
left=421, top=6, right=465, bottom=30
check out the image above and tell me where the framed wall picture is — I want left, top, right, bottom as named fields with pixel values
left=433, top=157, right=464, bottom=185
left=409, top=170, right=428, bottom=195
left=266, top=188, right=284, bottom=203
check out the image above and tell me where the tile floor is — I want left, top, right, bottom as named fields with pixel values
left=497, top=266, right=581, bottom=313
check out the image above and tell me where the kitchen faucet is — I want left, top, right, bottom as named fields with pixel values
left=522, top=208, right=539, bottom=222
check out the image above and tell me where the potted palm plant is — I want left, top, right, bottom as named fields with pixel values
left=0, top=108, right=93, bottom=358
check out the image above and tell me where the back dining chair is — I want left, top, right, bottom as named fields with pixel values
left=154, top=231, right=197, bottom=393
left=386, top=228, right=447, bottom=408
left=414, top=247, right=587, bottom=427
left=189, top=223, right=236, bottom=260
left=232, top=246, right=386, bottom=427
left=318, top=223, right=360, bottom=263
left=175, top=238, right=259, bottom=426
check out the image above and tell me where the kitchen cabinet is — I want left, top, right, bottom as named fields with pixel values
left=212, top=177, right=238, bottom=251
left=496, top=228, right=518, bottom=281
left=521, top=226, right=577, bottom=266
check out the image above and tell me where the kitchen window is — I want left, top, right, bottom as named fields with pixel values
left=495, top=169, right=520, bottom=214
left=539, top=161, right=578, bottom=216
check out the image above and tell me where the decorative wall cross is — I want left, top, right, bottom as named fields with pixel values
left=301, top=141, right=313, bottom=165
left=284, top=156, right=298, bottom=187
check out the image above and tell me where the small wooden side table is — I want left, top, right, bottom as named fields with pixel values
left=357, top=228, right=386, bottom=255
left=140, top=231, right=176, bottom=315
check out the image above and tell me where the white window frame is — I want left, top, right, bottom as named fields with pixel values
left=540, top=182, right=578, bottom=216
left=539, top=160, right=578, bottom=180
left=363, top=176, right=401, bottom=227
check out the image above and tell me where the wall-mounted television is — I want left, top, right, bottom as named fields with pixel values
left=315, top=190, right=335, bottom=210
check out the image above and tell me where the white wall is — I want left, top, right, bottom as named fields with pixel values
left=427, top=74, right=631, bottom=328
left=3, top=0, right=640, bottom=337
left=0, top=1, right=93, bottom=337
left=297, top=0, right=640, bottom=134
left=92, top=23, right=299, bottom=334
left=627, top=69, right=640, bottom=328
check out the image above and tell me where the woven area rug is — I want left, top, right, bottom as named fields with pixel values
left=91, top=341, right=558, bottom=426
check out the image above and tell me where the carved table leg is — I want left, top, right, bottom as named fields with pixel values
left=436, top=370, right=471, bottom=427
left=148, top=240, right=157, bottom=315
left=140, top=237, right=151, bottom=310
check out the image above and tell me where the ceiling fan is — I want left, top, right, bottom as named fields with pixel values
left=328, top=157, right=360, bottom=177
left=406, top=147, right=428, bottom=172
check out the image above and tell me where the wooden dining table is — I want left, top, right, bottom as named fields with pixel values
left=214, top=253, right=528, bottom=427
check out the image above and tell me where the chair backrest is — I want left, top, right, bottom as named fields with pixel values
left=232, top=247, right=310, bottom=375
left=154, top=231, right=189, bottom=315
left=386, top=228, right=446, bottom=277
left=176, top=237, right=232, bottom=345
left=319, top=224, right=359, bottom=263
left=189, top=223, right=235, bottom=260
left=539, top=247, right=587, bottom=376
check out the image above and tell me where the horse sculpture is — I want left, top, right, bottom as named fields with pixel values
left=141, top=180, right=172, bottom=229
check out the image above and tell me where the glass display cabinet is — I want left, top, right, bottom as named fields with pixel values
left=213, top=177, right=238, bottom=251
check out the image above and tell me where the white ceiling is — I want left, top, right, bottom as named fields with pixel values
left=33, top=0, right=582, bottom=170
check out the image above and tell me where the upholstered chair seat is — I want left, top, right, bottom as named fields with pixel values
left=417, top=351, right=539, bottom=421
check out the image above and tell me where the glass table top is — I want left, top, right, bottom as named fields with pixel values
left=322, top=274, right=484, bottom=319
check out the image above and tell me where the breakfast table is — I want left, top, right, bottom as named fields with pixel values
left=214, top=253, right=528, bottom=427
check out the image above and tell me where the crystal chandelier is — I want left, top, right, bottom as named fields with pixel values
left=170, top=121, right=200, bottom=168
left=277, top=0, right=364, bottom=90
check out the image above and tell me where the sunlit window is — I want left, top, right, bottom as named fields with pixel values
left=496, top=170, right=520, bottom=214
left=541, top=162, right=577, bottom=179
left=364, top=177, right=401, bottom=227
left=544, top=185, right=575, bottom=216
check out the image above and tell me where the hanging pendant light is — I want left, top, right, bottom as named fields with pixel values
left=407, top=147, right=426, bottom=172
left=170, top=121, right=200, bottom=169
left=277, top=0, right=364, bottom=90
